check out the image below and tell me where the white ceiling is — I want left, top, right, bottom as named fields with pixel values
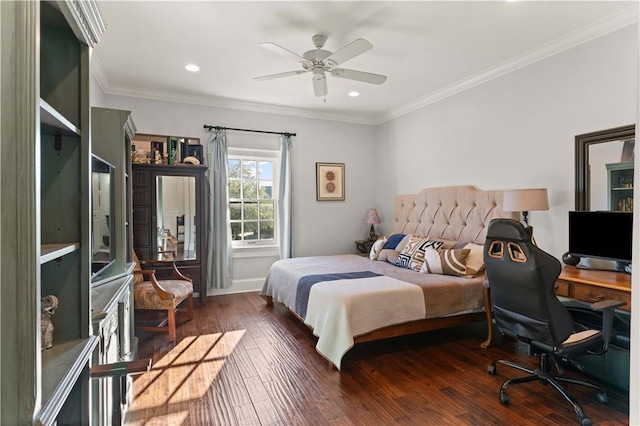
left=92, top=1, right=638, bottom=125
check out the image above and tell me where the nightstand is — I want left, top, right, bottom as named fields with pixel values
left=355, top=239, right=375, bottom=255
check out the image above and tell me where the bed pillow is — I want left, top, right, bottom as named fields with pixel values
left=394, top=236, right=447, bottom=272
left=369, top=236, right=387, bottom=260
left=463, top=242, right=486, bottom=277
left=420, top=247, right=470, bottom=277
left=426, top=236, right=461, bottom=250
left=379, top=249, right=400, bottom=264
left=382, top=233, right=406, bottom=250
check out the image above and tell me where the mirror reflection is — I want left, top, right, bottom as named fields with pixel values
left=156, top=175, right=197, bottom=260
left=588, top=140, right=634, bottom=211
left=91, top=155, right=116, bottom=276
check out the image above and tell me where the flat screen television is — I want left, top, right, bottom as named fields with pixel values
left=568, top=211, right=633, bottom=271
left=91, top=154, right=116, bottom=280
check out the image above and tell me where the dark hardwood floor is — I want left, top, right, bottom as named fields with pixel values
left=125, top=292, right=629, bottom=425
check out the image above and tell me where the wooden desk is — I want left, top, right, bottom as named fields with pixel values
left=555, top=265, right=631, bottom=312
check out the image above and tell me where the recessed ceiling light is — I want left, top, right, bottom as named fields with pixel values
left=185, top=64, right=200, bottom=72
left=348, top=91, right=360, bottom=97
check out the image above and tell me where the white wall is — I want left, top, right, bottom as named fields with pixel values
left=374, top=25, right=638, bottom=259
left=94, top=94, right=377, bottom=293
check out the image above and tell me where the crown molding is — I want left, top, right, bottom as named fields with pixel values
left=374, top=4, right=639, bottom=125
left=92, top=56, right=378, bottom=126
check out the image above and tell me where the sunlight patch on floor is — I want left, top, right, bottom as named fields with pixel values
left=126, top=330, right=246, bottom=425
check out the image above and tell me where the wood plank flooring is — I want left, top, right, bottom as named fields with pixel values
left=125, top=292, right=629, bottom=425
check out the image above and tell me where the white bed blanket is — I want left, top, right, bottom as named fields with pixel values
left=305, top=276, right=425, bottom=369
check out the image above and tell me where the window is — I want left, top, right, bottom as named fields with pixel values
left=228, top=153, right=278, bottom=246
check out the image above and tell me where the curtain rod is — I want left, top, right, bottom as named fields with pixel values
left=203, top=124, right=296, bottom=138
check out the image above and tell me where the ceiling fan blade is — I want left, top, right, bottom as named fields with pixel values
left=325, top=38, right=372, bottom=65
left=254, top=70, right=308, bottom=81
left=260, top=42, right=306, bottom=63
left=313, top=74, right=327, bottom=97
left=331, top=68, right=387, bottom=85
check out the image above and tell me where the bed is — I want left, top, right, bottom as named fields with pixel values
left=260, top=186, right=518, bottom=369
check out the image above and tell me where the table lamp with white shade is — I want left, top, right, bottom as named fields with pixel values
left=502, top=188, right=549, bottom=228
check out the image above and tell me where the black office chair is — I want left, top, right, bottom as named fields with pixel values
left=483, top=218, right=625, bottom=426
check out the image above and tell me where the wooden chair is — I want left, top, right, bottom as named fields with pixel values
left=132, top=251, right=194, bottom=342
left=157, top=228, right=178, bottom=259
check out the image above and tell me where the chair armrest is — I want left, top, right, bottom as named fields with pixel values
left=148, top=274, right=175, bottom=300
left=138, top=260, right=190, bottom=281
left=133, top=269, right=174, bottom=300
left=171, top=263, right=192, bottom=281
left=590, top=299, right=626, bottom=311
left=588, top=299, right=626, bottom=351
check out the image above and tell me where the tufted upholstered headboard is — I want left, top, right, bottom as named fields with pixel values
left=392, top=186, right=519, bottom=245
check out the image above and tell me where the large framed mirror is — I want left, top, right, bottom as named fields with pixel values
left=575, top=124, right=635, bottom=211
left=156, top=174, right=197, bottom=261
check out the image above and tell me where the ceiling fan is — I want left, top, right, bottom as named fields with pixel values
left=254, top=34, right=387, bottom=97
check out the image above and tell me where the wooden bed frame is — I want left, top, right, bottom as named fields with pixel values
left=263, top=186, right=515, bottom=364
left=263, top=285, right=493, bottom=349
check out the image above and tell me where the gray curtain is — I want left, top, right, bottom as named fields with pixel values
left=278, top=135, right=293, bottom=259
left=206, top=129, right=233, bottom=290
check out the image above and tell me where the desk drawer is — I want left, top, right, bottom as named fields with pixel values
left=554, top=280, right=570, bottom=297
left=573, top=284, right=631, bottom=312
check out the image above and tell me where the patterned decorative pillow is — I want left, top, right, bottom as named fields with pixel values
left=463, top=242, right=486, bottom=277
left=395, top=236, right=447, bottom=272
left=369, top=236, right=388, bottom=260
left=420, top=247, right=471, bottom=276
left=426, top=236, right=461, bottom=250
left=380, top=249, right=400, bottom=264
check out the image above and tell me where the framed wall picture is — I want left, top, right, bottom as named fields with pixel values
left=316, top=162, right=345, bottom=201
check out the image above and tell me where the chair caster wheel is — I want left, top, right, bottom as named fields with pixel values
left=499, top=393, right=510, bottom=404
left=487, top=365, right=496, bottom=375
left=596, top=392, right=609, bottom=404
left=579, top=416, right=592, bottom=426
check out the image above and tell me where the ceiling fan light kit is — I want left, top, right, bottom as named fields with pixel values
left=255, top=34, right=387, bottom=98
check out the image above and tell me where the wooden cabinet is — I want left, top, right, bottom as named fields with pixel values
left=555, top=266, right=631, bottom=312
left=132, top=164, right=208, bottom=303
left=606, top=162, right=634, bottom=211
left=91, top=107, right=137, bottom=268
left=90, top=107, right=138, bottom=424
left=0, top=1, right=105, bottom=424
left=91, top=272, right=135, bottom=425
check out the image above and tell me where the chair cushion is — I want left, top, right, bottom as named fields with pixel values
left=134, top=279, right=193, bottom=310
left=554, top=328, right=602, bottom=359
left=562, top=329, right=600, bottom=346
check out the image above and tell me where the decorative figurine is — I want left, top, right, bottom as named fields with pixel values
left=41, top=295, right=59, bottom=351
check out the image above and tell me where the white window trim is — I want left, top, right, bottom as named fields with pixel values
left=228, top=147, right=280, bottom=250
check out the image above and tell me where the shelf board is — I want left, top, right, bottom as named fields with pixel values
left=37, top=337, right=100, bottom=426
left=612, top=187, right=634, bottom=191
left=40, top=98, right=81, bottom=136
left=41, top=243, right=80, bottom=264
